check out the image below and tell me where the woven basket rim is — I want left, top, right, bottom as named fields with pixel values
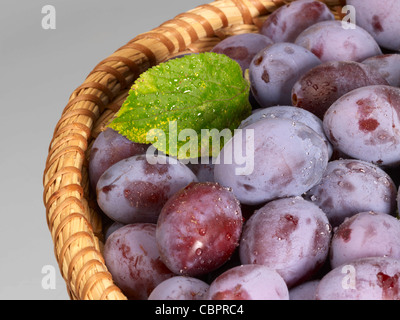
left=43, top=0, right=344, bottom=300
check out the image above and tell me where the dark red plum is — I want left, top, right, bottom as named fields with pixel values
left=292, top=61, right=388, bottom=120
left=156, top=182, right=243, bottom=277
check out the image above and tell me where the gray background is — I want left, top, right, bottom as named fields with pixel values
left=0, top=0, right=205, bottom=300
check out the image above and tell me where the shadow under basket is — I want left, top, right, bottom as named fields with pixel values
left=42, top=0, right=344, bottom=300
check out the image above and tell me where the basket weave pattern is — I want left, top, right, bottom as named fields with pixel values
left=43, top=0, right=343, bottom=300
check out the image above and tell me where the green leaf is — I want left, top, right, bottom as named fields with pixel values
left=108, top=52, right=251, bottom=159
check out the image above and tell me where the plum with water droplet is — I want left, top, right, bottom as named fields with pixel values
left=211, top=33, right=273, bottom=73
left=206, top=264, right=289, bottom=300
left=89, top=128, right=149, bottom=190
left=330, top=211, right=400, bottom=269
left=305, top=159, right=397, bottom=227
left=323, top=85, right=400, bottom=167
left=291, top=60, right=388, bottom=120
left=362, top=54, right=400, bottom=87
left=260, top=0, right=334, bottom=43
left=156, top=182, right=243, bottom=277
left=347, top=0, right=400, bottom=51
left=96, top=154, right=197, bottom=224
left=239, top=105, right=333, bottom=158
left=214, top=118, right=329, bottom=206
left=249, top=42, right=321, bottom=107
left=316, top=257, right=400, bottom=300
left=104, top=223, right=174, bottom=300
left=148, top=276, right=209, bottom=300
left=295, top=20, right=382, bottom=63
left=239, top=197, right=331, bottom=288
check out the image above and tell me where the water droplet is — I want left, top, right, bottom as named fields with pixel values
left=290, top=196, right=302, bottom=205
left=378, top=134, right=387, bottom=140
left=199, top=228, right=206, bottom=236
left=195, top=248, right=203, bottom=256
left=225, top=233, right=232, bottom=240
left=379, top=177, right=389, bottom=185
left=333, top=169, right=346, bottom=177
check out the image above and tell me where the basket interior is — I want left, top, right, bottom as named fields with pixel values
left=43, top=0, right=344, bottom=300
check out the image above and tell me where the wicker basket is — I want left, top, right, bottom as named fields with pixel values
left=43, top=0, right=344, bottom=300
